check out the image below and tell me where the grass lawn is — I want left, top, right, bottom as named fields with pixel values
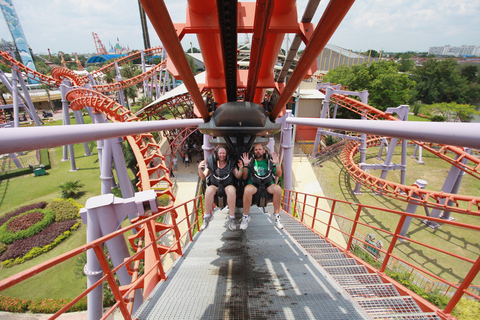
left=408, top=114, right=431, bottom=121
left=315, top=145, right=480, bottom=286
left=0, top=140, right=102, bottom=300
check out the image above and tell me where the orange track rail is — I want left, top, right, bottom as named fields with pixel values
left=66, top=88, right=174, bottom=200
left=320, top=90, right=480, bottom=214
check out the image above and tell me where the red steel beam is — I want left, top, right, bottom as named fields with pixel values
left=253, top=0, right=297, bottom=104
left=139, top=0, right=209, bottom=121
left=271, top=0, right=355, bottom=120
left=187, top=0, right=228, bottom=105
left=245, top=0, right=274, bottom=101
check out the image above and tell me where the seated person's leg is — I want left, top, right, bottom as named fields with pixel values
left=267, top=184, right=284, bottom=229
left=266, top=184, right=282, bottom=214
left=242, top=184, right=257, bottom=216
left=225, top=185, right=236, bottom=217
left=204, top=185, right=218, bottom=215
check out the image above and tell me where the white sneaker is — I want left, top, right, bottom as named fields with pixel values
left=240, top=215, right=251, bottom=230
left=227, top=215, right=236, bottom=231
left=273, top=214, right=284, bottom=229
left=200, top=214, right=213, bottom=231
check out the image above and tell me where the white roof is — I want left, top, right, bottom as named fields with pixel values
left=140, top=71, right=206, bottom=111
left=296, top=89, right=325, bottom=100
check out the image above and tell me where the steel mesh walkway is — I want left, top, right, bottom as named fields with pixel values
left=279, top=211, right=441, bottom=320
left=134, top=206, right=372, bottom=319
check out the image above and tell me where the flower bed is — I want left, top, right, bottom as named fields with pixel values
left=0, top=220, right=80, bottom=264
left=0, top=209, right=55, bottom=244
left=0, top=202, right=47, bottom=227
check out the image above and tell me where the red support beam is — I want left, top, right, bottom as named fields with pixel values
left=270, top=0, right=355, bottom=121
left=139, top=0, right=210, bottom=122
left=245, top=0, right=274, bottom=102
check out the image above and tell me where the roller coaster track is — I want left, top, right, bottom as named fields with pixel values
left=85, top=46, right=164, bottom=80
left=1, top=47, right=166, bottom=92
left=0, top=50, right=60, bottom=86
left=320, top=90, right=480, bottom=214
left=91, top=59, right=167, bottom=93
left=66, top=88, right=174, bottom=201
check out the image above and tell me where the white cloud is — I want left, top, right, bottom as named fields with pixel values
left=0, top=0, right=479, bottom=55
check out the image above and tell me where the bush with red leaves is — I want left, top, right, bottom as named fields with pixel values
left=0, top=202, right=47, bottom=227
left=7, top=211, right=44, bottom=232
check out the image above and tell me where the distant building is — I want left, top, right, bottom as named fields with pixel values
left=429, top=45, right=480, bottom=57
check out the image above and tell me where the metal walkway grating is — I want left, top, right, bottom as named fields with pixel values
left=356, top=296, right=423, bottom=315
left=279, top=211, right=441, bottom=320
left=344, top=284, right=400, bottom=299
left=134, top=206, right=372, bottom=319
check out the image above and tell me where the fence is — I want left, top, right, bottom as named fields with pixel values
left=282, top=189, right=480, bottom=315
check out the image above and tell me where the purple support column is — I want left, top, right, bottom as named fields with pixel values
left=11, top=67, right=19, bottom=128
left=59, top=81, right=77, bottom=171
left=399, top=179, right=427, bottom=240
left=442, top=148, right=470, bottom=220
left=111, top=137, right=136, bottom=199
left=72, top=110, right=93, bottom=156
left=141, top=50, right=148, bottom=95
left=353, top=91, right=369, bottom=194
left=15, top=69, right=41, bottom=126
left=82, top=205, right=104, bottom=320
left=202, top=134, right=214, bottom=163
left=80, top=192, right=156, bottom=318
left=100, top=139, right=114, bottom=194
left=312, top=87, right=332, bottom=156
left=282, top=110, right=294, bottom=213
left=114, top=62, right=126, bottom=108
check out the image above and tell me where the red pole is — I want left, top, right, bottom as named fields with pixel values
left=139, top=0, right=209, bottom=121
left=271, top=0, right=355, bottom=121
left=346, top=206, right=362, bottom=252
left=444, top=255, right=480, bottom=314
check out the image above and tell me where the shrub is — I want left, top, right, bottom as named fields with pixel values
left=0, top=201, right=47, bottom=227
left=0, top=209, right=55, bottom=244
left=0, top=295, right=30, bottom=313
left=0, top=243, right=6, bottom=255
left=1, top=220, right=79, bottom=265
left=6, top=211, right=44, bottom=232
left=431, top=115, right=445, bottom=122
left=453, top=297, right=480, bottom=320
left=58, top=180, right=84, bottom=199
left=47, top=198, right=81, bottom=222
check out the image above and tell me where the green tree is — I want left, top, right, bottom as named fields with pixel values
left=425, top=102, right=479, bottom=122
left=365, top=49, right=379, bottom=58
left=412, top=58, right=468, bottom=104
left=186, top=47, right=200, bottom=53
left=186, top=55, right=198, bottom=75
left=461, top=65, right=478, bottom=84
left=398, top=59, right=415, bottom=72
left=323, top=60, right=415, bottom=111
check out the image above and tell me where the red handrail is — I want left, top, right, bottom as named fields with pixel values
left=0, top=196, right=203, bottom=319
left=282, top=189, right=480, bottom=318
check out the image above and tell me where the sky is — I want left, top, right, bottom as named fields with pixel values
left=0, top=0, right=479, bottom=56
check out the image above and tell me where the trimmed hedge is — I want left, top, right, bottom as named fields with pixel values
left=0, top=149, right=50, bottom=181
left=0, top=209, right=55, bottom=244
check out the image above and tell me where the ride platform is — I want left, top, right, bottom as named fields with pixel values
left=134, top=206, right=371, bottom=320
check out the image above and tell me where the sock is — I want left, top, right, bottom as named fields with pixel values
left=243, top=215, right=249, bottom=219
left=204, top=214, right=211, bottom=219
left=274, top=214, right=280, bottom=218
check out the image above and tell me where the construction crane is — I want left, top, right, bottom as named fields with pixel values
left=92, top=32, right=108, bottom=55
